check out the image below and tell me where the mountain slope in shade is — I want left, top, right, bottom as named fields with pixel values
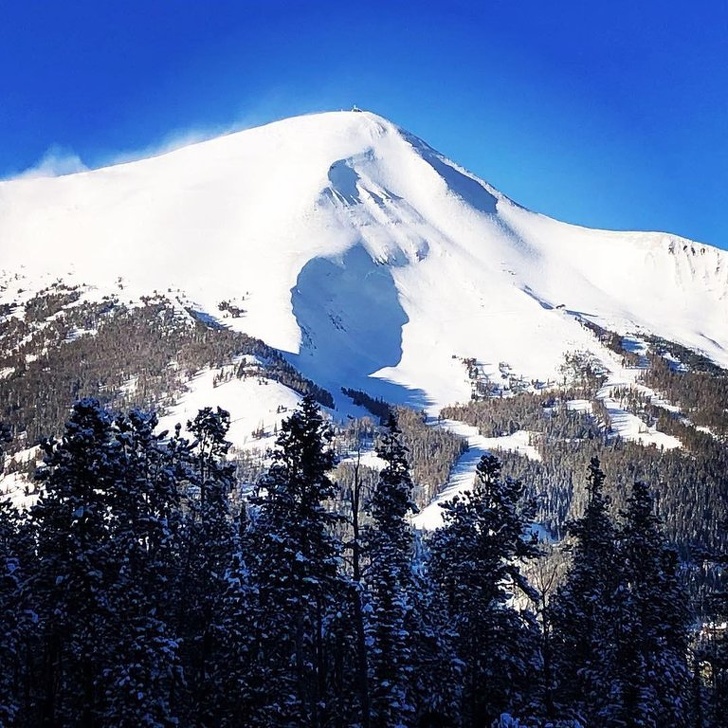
left=1, top=110, right=727, bottom=411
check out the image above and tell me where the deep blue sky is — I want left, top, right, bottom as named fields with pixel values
left=1, top=1, right=726, bottom=248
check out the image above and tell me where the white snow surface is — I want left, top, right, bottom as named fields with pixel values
left=1, top=446, right=43, bottom=509
left=156, top=361, right=303, bottom=451
left=2, top=110, right=728, bottom=413
left=596, top=364, right=683, bottom=450
left=412, top=420, right=540, bottom=530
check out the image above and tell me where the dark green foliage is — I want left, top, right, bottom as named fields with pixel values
left=364, top=419, right=418, bottom=726
left=0, top=424, right=29, bottom=725
left=447, top=379, right=728, bottom=554
left=394, top=407, right=467, bottom=511
left=0, top=354, right=722, bottom=726
left=342, top=387, right=392, bottom=423
left=0, top=399, right=246, bottom=725
left=30, top=399, right=123, bottom=725
left=23, top=285, right=82, bottom=323
left=643, top=354, right=728, bottom=436
left=175, top=407, right=239, bottom=724
left=243, top=395, right=346, bottom=725
left=429, top=454, right=540, bottom=726
left=549, top=458, right=623, bottom=724
left=645, top=335, right=726, bottom=376
left=550, top=461, right=693, bottom=727
left=615, top=480, right=691, bottom=726
left=442, top=391, right=597, bottom=441
left=0, top=292, right=332, bottom=454
left=30, top=400, right=184, bottom=726
left=693, top=570, right=728, bottom=727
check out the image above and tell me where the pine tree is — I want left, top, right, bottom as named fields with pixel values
left=30, top=399, right=120, bottom=726
left=243, top=395, right=344, bottom=726
left=408, top=532, right=462, bottom=728
left=694, top=549, right=728, bottom=728
left=429, top=453, right=540, bottom=726
left=615, top=480, right=691, bottom=727
left=340, top=420, right=373, bottom=728
left=176, top=407, right=238, bottom=724
left=29, top=400, right=184, bottom=726
left=101, top=407, right=184, bottom=726
left=550, top=457, right=621, bottom=725
left=0, top=497, right=24, bottom=726
left=213, top=503, right=256, bottom=725
left=0, top=423, right=28, bottom=725
left=364, top=418, right=418, bottom=727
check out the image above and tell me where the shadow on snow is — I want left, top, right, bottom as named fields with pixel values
left=286, top=244, right=428, bottom=411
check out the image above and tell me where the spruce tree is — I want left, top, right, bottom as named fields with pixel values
left=364, top=418, right=418, bottom=727
left=244, top=395, right=344, bottom=726
left=176, top=407, right=238, bottom=723
left=429, top=453, right=540, bottom=726
left=101, top=407, right=184, bottom=726
left=408, top=531, right=462, bottom=728
left=30, top=399, right=120, bottom=726
left=550, top=457, right=621, bottom=725
left=0, top=496, right=24, bottom=726
left=29, top=400, right=184, bottom=726
left=694, top=549, right=728, bottom=728
left=0, top=423, right=27, bottom=725
left=213, top=503, right=256, bottom=725
left=616, top=480, right=691, bottom=727
left=343, top=422, right=373, bottom=728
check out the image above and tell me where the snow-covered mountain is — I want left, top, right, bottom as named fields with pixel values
left=1, top=110, right=727, bottom=414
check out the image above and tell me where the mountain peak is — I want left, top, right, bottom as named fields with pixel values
left=1, top=111, right=727, bottom=410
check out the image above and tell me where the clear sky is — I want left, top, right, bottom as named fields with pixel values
left=1, top=0, right=726, bottom=248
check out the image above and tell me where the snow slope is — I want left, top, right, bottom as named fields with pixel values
left=1, top=110, right=727, bottom=412
left=412, top=420, right=540, bottom=530
left=155, top=358, right=303, bottom=452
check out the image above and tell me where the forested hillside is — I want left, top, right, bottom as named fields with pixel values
left=2, top=278, right=728, bottom=725
left=0, top=284, right=333, bottom=455
left=2, top=397, right=725, bottom=726
left=442, top=332, right=728, bottom=558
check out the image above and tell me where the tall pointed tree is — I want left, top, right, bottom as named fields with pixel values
left=615, top=479, right=691, bottom=727
left=175, top=407, right=238, bottom=723
left=550, top=457, right=621, bottom=724
left=364, top=417, right=418, bottom=727
left=29, top=400, right=184, bottom=726
left=0, top=422, right=28, bottom=725
left=244, top=395, right=344, bottom=726
left=30, top=399, right=120, bottom=726
left=101, top=407, right=186, bottom=727
left=429, top=453, right=540, bottom=726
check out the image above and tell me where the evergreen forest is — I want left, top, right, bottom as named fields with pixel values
left=1, top=396, right=726, bottom=727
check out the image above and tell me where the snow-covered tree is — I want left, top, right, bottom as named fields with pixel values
left=615, top=479, right=691, bottom=727
left=100, top=407, right=187, bottom=726
left=29, top=400, right=184, bottom=725
left=244, top=395, right=344, bottom=725
left=0, top=423, right=30, bottom=725
left=175, top=407, right=238, bottom=723
left=364, top=418, right=418, bottom=727
left=429, top=453, right=540, bottom=726
left=30, top=399, right=121, bottom=725
left=550, top=457, right=621, bottom=725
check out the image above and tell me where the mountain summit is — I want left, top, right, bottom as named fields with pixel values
left=1, top=110, right=727, bottom=409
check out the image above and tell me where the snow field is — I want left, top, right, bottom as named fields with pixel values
left=1, top=110, right=727, bottom=416
left=412, top=420, right=540, bottom=530
left=3, top=109, right=728, bottom=523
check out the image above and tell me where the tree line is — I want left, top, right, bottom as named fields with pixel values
left=0, top=290, right=332, bottom=455
left=2, top=396, right=723, bottom=726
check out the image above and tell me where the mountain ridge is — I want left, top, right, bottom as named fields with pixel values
left=1, top=110, right=727, bottom=413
